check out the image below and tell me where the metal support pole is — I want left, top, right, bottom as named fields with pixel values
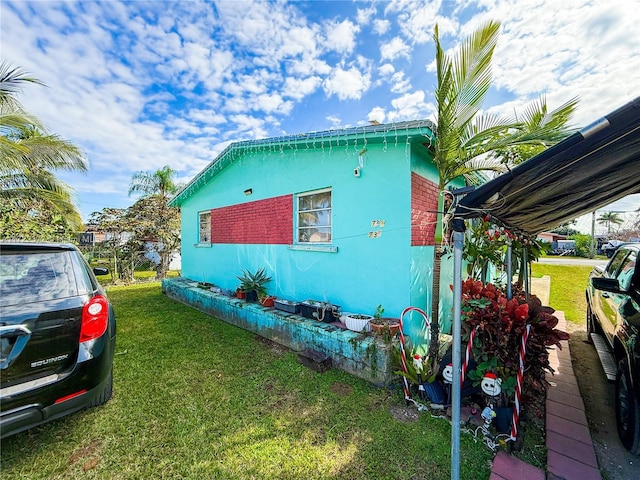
left=506, top=242, right=512, bottom=300
left=450, top=229, right=464, bottom=480
left=523, top=248, right=529, bottom=300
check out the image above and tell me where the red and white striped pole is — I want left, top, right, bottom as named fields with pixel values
left=510, top=324, right=531, bottom=441
left=461, top=326, right=479, bottom=384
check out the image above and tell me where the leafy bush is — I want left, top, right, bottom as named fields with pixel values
left=462, top=278, right=569, bottom=414
left=570, top=233, right=593, bottom=258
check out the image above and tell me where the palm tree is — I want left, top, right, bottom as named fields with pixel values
left=129, top=165, right=181, bottom=200
left=128, top=166, right=182, bottom=279
left=426, top=21, right=578, bottom=363
left=597, top=211, right=624, bottom=234
left=0, top=62, right=86, bottom=234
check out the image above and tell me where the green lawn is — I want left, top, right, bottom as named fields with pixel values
left=531, top=263, right=592, bottom=324
left=0, top=283, right=493, bottom=480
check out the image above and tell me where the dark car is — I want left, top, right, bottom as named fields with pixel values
left=0, top=242, right=116, bottom=438
left=601, top=240, right=627, bottom=258
left=586, top=243, right=640, bottom=455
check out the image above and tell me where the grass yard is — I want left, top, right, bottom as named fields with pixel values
left=0, top=283, right=494, bottom=480
left=530, top=263, right=592, bottom=324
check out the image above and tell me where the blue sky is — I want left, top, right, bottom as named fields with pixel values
left=2, top=0, right=638, bottom=232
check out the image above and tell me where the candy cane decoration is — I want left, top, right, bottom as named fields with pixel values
left=510, top=324, right=531, bottom=441
left=461, top=326, right=479, bottom=384
left=398, top=307, right=431, bottom=403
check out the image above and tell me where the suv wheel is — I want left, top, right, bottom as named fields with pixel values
left=615, top=360, right=640, bottom=455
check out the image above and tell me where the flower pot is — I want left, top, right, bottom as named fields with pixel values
left=245, top=290, right=258, bottom=302
left=342, top=313, right=373, bottom=332
left=370, top=318, right=401, bottom=336
left=236, top=289, right=246, bottom=299
left=300, top=300, right=341, bottom=322
left=274, top=298, right=300, bottom=313
left=260, top=295, right=276, bottom=307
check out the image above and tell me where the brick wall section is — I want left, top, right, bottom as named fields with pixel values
left=411, top=172, right=439, bottom=246
left=209, top=194, right=293, bottom=244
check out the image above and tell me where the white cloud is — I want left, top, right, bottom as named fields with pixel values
left=378, top=63, right=396, bottom=77
left=386, top=0, right=445, bottom=44
left=356, top=5, right=377, bottom=25
left=390, top=72, right=412, bottom=93
left=484, top=0, right=640, bottom=125
left=323, top=66, right=371, bottom=100
left=326, top=115, right=343, bottom=127
left=257, top=93, right=294, bottom=114
left=373, top=19, right=391, bottom=35
left=380, top=36, right=411, bottom=61
left=387, top=91, right=435, bottom=122
left=367, top=107, right=386, bottom=124
left=283, top=76, right=322, bottom=100
left=324, top=20, right=360, bottom=54
left=227, top=114, right=269, bottom=140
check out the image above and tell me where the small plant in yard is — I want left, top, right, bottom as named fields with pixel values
left=369, top=304, right=401, bottom=339
left=462, top=278, right=569, bottom=416
left=237, top=267, right=272, bottom=300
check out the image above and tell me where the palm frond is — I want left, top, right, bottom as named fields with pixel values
left=0, top=61, right=45, bottom=108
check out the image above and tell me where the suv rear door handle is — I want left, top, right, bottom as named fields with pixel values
left=0, top=325, right=32, bottom=370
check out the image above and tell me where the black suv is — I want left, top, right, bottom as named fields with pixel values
left=586, top=243, right=640, bottom=455
left=0, top=242, right=116, bottom=438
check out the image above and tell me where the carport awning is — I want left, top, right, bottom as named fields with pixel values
left=455, top=97, right=640, bottom=234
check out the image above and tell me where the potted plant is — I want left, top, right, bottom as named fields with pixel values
left=369, top=305, right=401, bottom=336
left=274, top=298, right=300, bottom=313
left=236, top=268, right=272, bottom=303
left=341, top=312, right=373, bottom=332
left=259, top=294, right=276, bottom=307
left=299, top=299, right=341, bottom=322
left=462, top=278, right=569, bottom=425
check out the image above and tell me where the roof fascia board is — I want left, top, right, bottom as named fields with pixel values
left=170, top=120, right=436, bottom=207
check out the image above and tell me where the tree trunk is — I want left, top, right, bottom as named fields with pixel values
left=157, top=251, right=169, bottom=279
left=428, top=246, right=443, bottom=366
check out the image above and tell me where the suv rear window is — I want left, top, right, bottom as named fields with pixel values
left=0, top=251, right=79, bottom=307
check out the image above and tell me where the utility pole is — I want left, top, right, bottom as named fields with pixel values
left=590, top=211, right=596, bottom=258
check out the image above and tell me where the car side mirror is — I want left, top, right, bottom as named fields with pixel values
left=93, top=267, right=109, bottom=276
left=591, top=276, right=622, bottom=294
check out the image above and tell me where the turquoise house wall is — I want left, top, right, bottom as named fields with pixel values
left=179, top=139, right=418, bottom=322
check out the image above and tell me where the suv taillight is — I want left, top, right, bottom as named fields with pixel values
left=80, top=295, right=109, bottom=343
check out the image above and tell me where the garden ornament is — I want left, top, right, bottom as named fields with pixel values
left=442, top=362, right=453, bottom=384
left=413, top=354, right=427, bottom=401
left=480, top=372, right=502, bottom=397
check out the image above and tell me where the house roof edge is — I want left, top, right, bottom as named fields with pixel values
left=170, top=119, right=436, bottom=207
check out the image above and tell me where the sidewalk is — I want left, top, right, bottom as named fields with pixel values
left=489, top=277, right=601, bottom=480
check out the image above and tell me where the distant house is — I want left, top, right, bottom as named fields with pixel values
left=536, top=232, right=566, bottom=244
left=169, top=120, right=462, bottom=344
left=77, top=230, right=107, bottom=246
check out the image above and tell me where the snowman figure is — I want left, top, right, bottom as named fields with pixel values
left=481, top=372, right=502, bottom=397
left=412, top=354, right=423, bottom=374
left=413, top=354, right=427, bottom=400
left=442, top=363, right=453, bottom=384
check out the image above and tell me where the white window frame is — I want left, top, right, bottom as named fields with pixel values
left=198, top=211, right=211, bottom=244
left=296, top=188, right=332, bottom=245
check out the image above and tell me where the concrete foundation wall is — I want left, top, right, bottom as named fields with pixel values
left=162, top=277, right=397, bottom=385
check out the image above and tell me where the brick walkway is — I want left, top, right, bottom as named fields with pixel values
left=489, top=312, right=602, bottom=480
